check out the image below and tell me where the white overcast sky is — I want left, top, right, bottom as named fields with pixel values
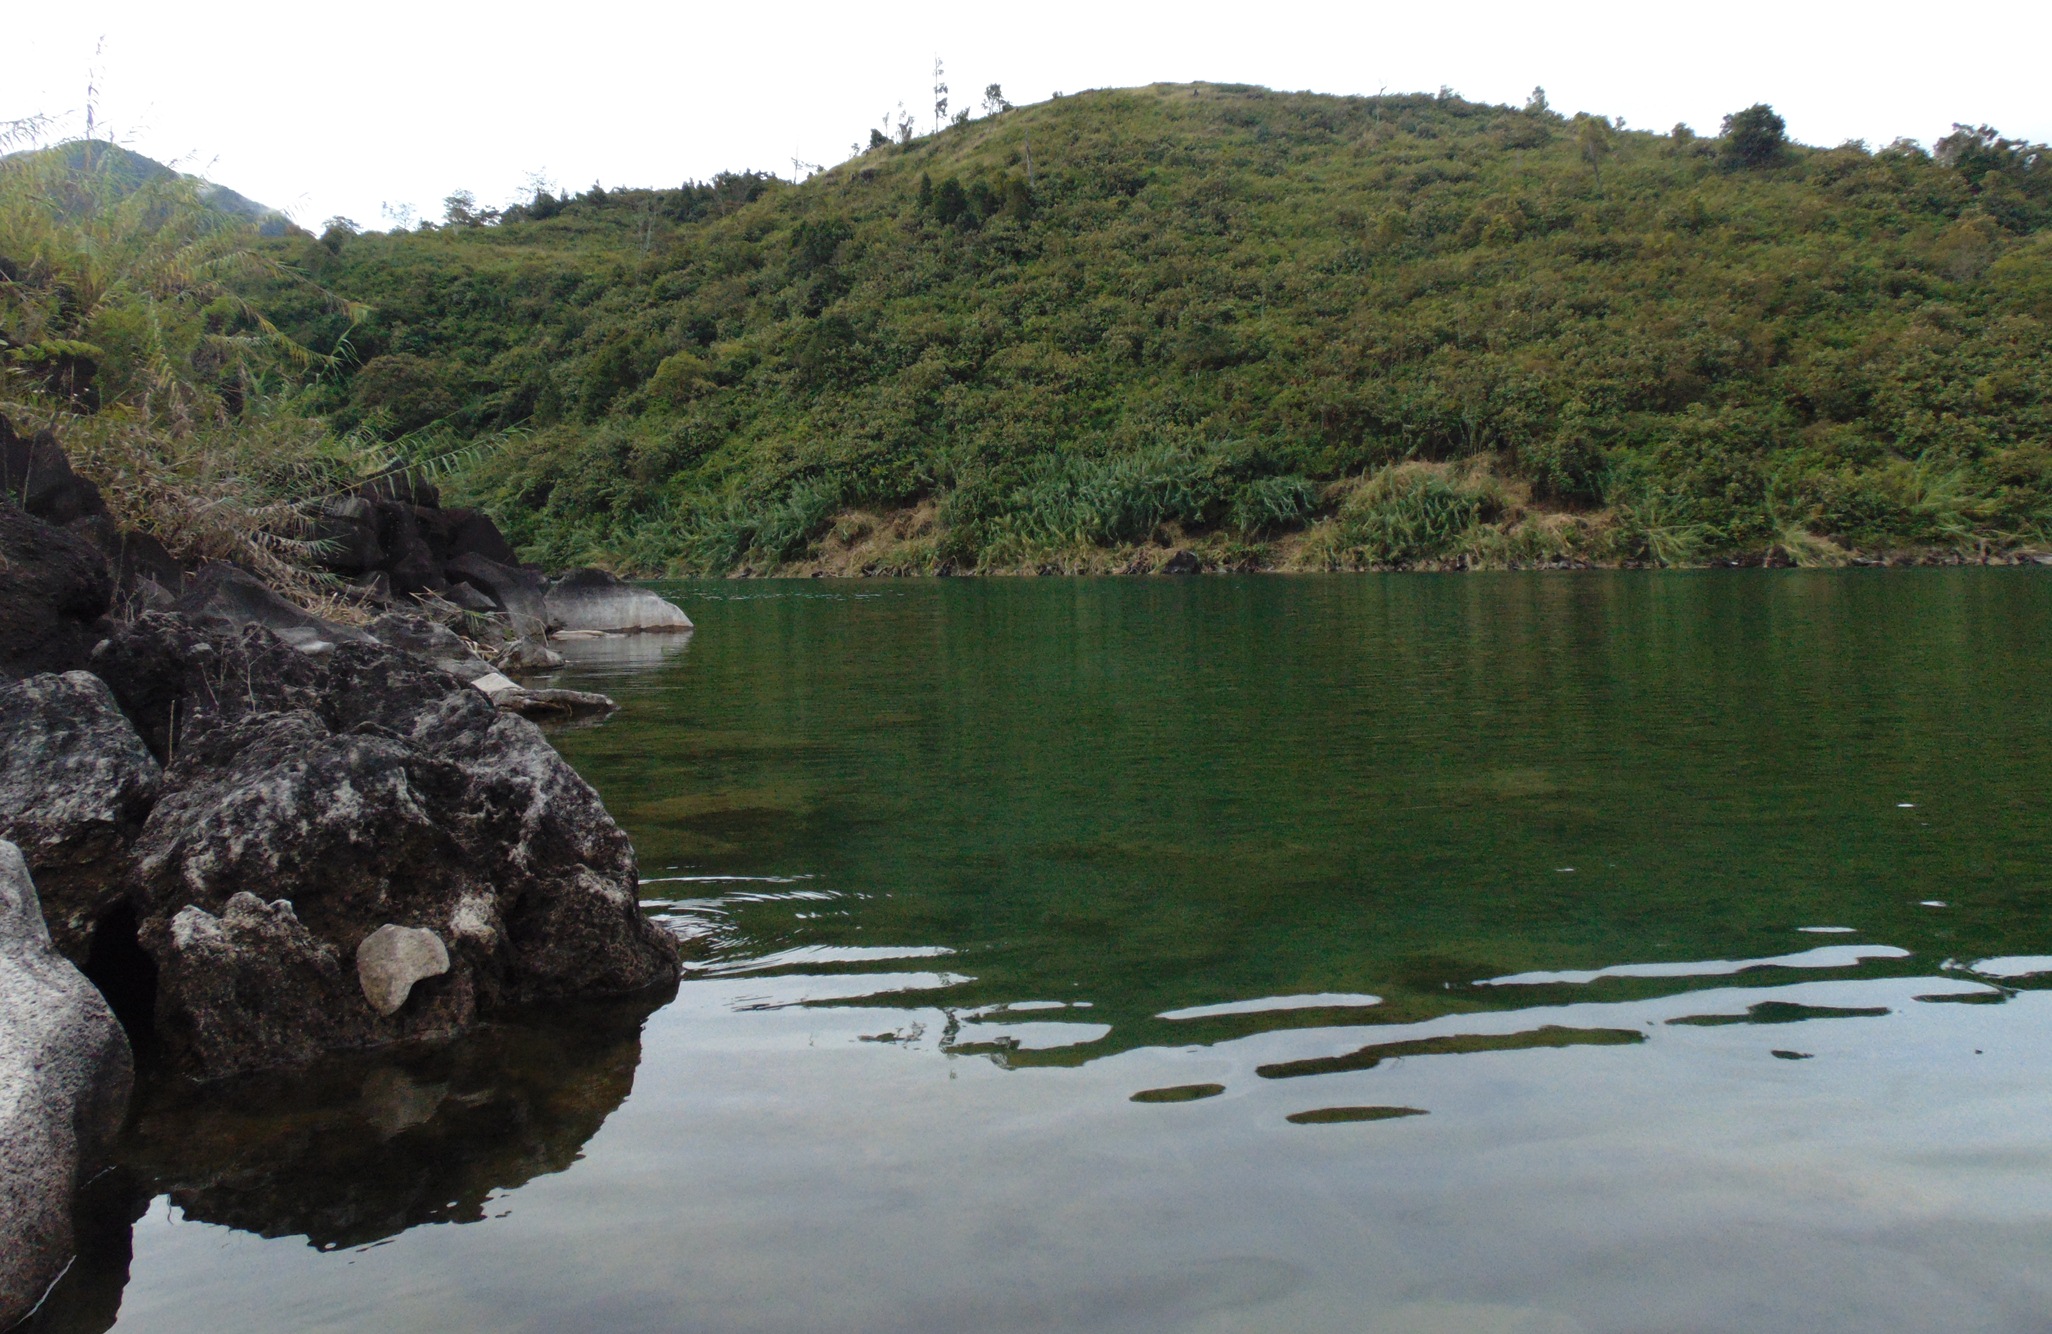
left=13, top=1, right=2051, bottom=230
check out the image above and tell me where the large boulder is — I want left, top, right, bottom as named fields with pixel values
left=418, top=506, right=520, bottom=569
left=0, top=503, right=114, bottom=680
left=113, top=624, right=675, bottom=1079
left=0, top=841, right=134, bottom=1329
left=447, top=553, right=553, bottom=637
left=545, top=568, right=693, bottom=633
left=174, top=562, right=372, bottom=655
left=89, top=612, right=328, bottom=762
left=1, top=416, right=108, bottom=527
left=313, top=495, right=386, bottom=575
left=0, top=672, right=162, bottom=960
left=66, top=513, right=186, bottom=613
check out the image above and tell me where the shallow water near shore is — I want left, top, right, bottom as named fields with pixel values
left=32, top=570, right=2052, bottom=1333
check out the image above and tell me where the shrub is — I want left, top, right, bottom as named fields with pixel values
left=1721, top=104, right=1787, bottom=168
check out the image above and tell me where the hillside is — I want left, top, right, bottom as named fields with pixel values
left=275, top=83, right=2052, bottom=573
left=1, top=141, right=293, bottom=233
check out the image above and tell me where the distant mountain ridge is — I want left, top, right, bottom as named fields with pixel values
left=2, top=140, right=293, bottom=235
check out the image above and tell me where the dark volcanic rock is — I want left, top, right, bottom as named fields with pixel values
left=366, top=611, right=494, bottom=684
left=1, top=416, right=108, bottom=527
left=116, top=628, right=674, bottom=1078
left=313, top=496, right=386, bottom=575
left=0, top=502, right=114, bottom=680
left=0, top=841, right=134, bottom=1330
left=0, top=672, right=162, bottom=960
left=174, top=562, right=372, bottom=654
left=67, top=513, right=186, bottom=612
left=142, top=888, right=473, bottom=1078
left=419, top=506, right=520, bottom=568
left=90, top=612, right=327, bottom=763
left=447, top=552, right=553, bottom=636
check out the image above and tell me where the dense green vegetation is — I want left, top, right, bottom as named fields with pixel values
left=0, top=129, right=379, bottom=598
left=24, top=82, right=2052, bottom=574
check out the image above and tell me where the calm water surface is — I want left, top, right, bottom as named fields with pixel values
left=36, top=571, right=2052, bottom=1333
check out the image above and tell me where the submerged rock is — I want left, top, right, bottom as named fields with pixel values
left=0, top=841, right=134, bottom=1329
left=544, top=568, right=693, bottom=633
left=0, top=671, right=162, bottom=960
left=495, top=687, right=621, bottom=720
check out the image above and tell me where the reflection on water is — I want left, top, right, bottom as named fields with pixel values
left=41, top=572, right=2052, bottom=1333
left=26, top=997, right=660, bottom=1330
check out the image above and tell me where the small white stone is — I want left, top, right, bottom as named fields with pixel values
left=470, top=671, right=522, bottom=698
left=355, top=924, right=451, bottom=1016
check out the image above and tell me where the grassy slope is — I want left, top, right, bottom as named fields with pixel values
left=279, top=83, right=2052, bottom=573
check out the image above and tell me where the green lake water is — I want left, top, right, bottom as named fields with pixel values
left=34, top=571, right=2052, bottom=1332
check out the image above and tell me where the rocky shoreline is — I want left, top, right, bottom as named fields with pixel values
left=0, top=422, right=693, bottom=1325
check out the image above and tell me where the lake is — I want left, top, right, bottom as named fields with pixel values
left=32, top=571, right=2052, bottom=1333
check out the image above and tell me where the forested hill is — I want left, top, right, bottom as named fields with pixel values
left=275, top=83, right=2052, bottom=573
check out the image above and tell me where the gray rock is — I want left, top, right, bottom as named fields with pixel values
left=0, top=672, right=162, bottom=960
left=174, top=562, right=371, bottom=654
left=357, top=924, right=451, bottom=1016
left=314, top=495, right=386, bottom=574
left=367, top=611, right=496, bottom=684
left=118, top=628, right=674, bottom=1078
left=496, top=687, right=620, bottom=720
left=145, top=892, right=365, bottom=1076
left=0, top=841, right=134, bottom=1329
left=0, top=502, right=113, bottom=681
left=90, top=612, right=329, bottom=763
left=497, top=636, right=565, bottom=673
left=443, top=580, right=499, bottom=614
left=446, top=553, right=553, bottom=638
left=545, top=568, right=693, bottom=633
left=1, top=417, right=107, bottom=527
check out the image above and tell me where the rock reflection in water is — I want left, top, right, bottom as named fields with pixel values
left=21, top=994, right=661, bottom=1331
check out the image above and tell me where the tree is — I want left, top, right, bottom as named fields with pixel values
left=1934, top=124, right=2044, bottom=180
left=932, top=57, right=949, bottom=134
left=1720, top=104, right=1786, bottom=168
left=983, top=84, right=1011, bottom=117
left=933, top=176, right=968, bottom=226
left=868, top=127, right=888, bottom=151
left=1525, top=86, right=1549, bottom=115
left=1575, top=116, right=1613, bottom=186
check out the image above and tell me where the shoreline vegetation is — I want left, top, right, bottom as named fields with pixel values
left=5, top=81, right=2051, bottom=593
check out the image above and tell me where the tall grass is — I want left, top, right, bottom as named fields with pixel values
left=0, top=132, right=377, bottom=601
left=1299, top=461, right=1507, bottom=568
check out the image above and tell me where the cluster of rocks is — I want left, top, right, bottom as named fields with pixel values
left=0, top=421, right=693, bottom=1325
left=2, top=413, right=691, bottom=718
